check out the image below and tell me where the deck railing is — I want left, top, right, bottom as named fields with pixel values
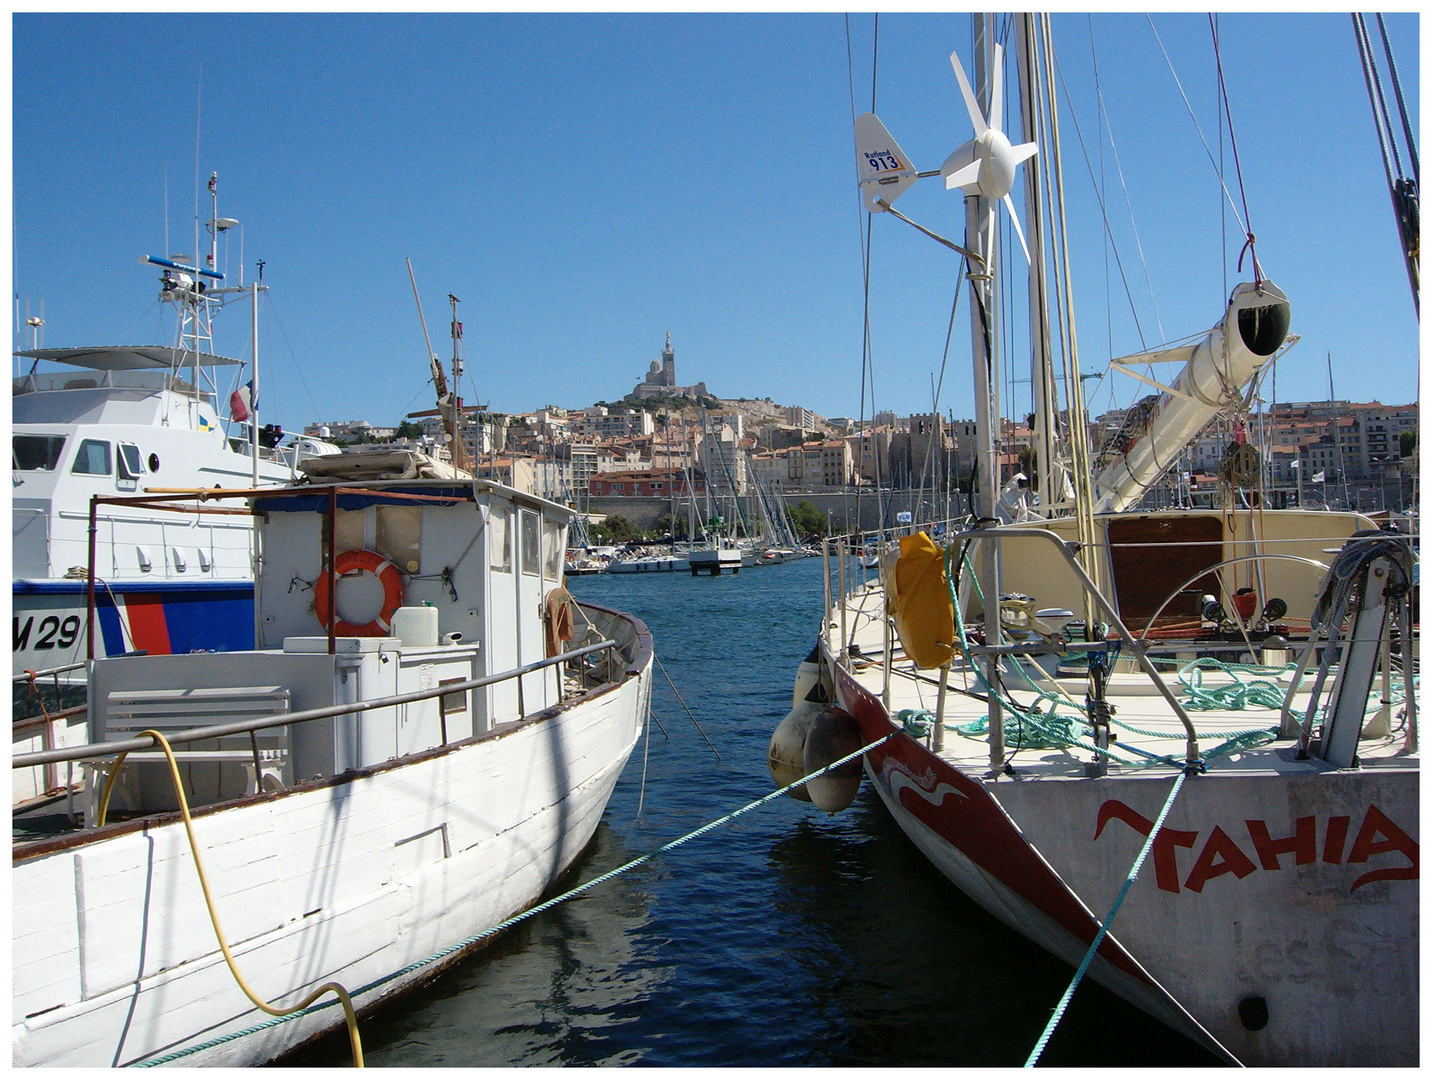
left=13, top=637, right=623, bottom=771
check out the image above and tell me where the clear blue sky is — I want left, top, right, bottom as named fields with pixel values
left=12, top=13, right=1419, bottom=439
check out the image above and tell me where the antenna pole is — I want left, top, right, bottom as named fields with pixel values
left=449, top=293, right=468, bottom=473
left=406, top=259, right=466, bottom=472
left=251, top=275, right=261, bottom=487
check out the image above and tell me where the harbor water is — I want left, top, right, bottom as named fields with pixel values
left=288, top=557, right=1218, bottom=1067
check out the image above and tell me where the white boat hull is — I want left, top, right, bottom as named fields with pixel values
left=606, top=555, right=690, bottom=573
left=12, top=654, right=651, bottom=1067
left=836, top=662, right=1418, bottom=1066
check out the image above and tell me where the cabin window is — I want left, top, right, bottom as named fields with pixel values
left=71, top=439, right=112, bottom=476
left=520, top=511, right=540, bottom=576
left=333, top=509, right=367, bottom=556
left=118, top=442, right=144, bottom=483
left=542, top=519, right=563, bottom=580
left=489, top=506, right=511, bottom=573
left=376, top=505, right=422, bottom=575
left=13, top=434, right=66, bottom=471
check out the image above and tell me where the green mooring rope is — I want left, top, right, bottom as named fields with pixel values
left=1025, top=768, right=1191, bottom=1067
left=130, top=730, right=899, bottom=1067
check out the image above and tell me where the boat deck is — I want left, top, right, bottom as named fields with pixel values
left=831, top=580, right=1416, bottom=781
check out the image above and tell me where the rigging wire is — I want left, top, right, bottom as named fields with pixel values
left=1376, top=13, right=1418, bottom=184
left=1352, top=12, right=1419, bottom=313
left=1208, top=15, right=1260, bottom=283
left=1089, top=16, right=1114, bottom=372
left=1051, top=48, right=1150, bottom=352
left=845, top=13, right=882, bottom=529
left=1084, top=18, right=1164, bottom=344
left=1144, top=16, right=1249, bottom=239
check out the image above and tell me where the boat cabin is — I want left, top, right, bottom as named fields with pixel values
left=83, top=477, right=584, bottom=819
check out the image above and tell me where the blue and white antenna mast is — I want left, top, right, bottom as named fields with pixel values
left=141, top=172, right=248, bottom=420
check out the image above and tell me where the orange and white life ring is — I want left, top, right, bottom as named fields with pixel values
left=313, top=548, right=404, bottom=637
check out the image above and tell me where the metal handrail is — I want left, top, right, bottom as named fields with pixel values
left=13, top=637, right=620, bottom=770
left=13, top=660, right=89, bottom=683
left=951, top=527, right=1203, bottom=764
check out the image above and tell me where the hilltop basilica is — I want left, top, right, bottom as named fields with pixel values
left=631, top=333, right=710, bottom=401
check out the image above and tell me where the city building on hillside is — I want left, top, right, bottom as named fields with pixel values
left=845, top=426, right=893, bottom=485
left=758, top=423, right=808, bottom=451
left=631, top=333, right=711, bottom=401
left=574, top=407, right=654, bottom=439
left=784, top=405, right=817, bottom=431
left=699, top=422, right=747, bottom=496
left=588, top=468, right=707, bottom=497
left=474, top=455, right=538, bottom=495
left=302, top=419, right=394, bottom=440
left=804, top=439, right=855, bottom=489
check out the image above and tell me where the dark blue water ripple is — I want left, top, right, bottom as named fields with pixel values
left=286, top=559, right=1218, bottom=1067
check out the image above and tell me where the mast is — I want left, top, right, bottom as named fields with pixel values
left=250, top=276, right=260, bottom=486
left=449, top=293, right=469, bottom=473
left=1016, top=14, right=1058, bottom=515
left=965, top=13, right=1004, bottom=771
left=404, top=259, right=469, bottom=473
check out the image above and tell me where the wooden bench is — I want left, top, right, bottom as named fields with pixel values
left=85, top=686, right=291, bottom=813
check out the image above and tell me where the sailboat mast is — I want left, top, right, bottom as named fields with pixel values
left=1016, top=13, right=1058, bottom=515
left=965, top=14, right=1005, bottom=769
left=967, top=20, right=1002, bottom=524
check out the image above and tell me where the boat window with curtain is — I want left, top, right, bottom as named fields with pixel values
left=490, top=506, right=511, bottom=573
left=71, top=438, right=111, bottom=475
left=521, top=510, right=540, bottom=576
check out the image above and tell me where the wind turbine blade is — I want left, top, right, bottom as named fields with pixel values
left=989, top=43, right=1004, bottom=134
left=948, top=50, right=988, bottom=137
left=944, top=160, right=983, bottom=191
left=1004, top=193, right=1031, bottom=264
left=1009, top=140, right=1039, bottom=166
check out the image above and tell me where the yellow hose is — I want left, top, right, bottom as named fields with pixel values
left=96, top=731, right=365, bottom=1066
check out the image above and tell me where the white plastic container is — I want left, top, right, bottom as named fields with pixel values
left=391, top=605, right=440, bottom=648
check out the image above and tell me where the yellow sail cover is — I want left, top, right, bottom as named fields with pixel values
left=893, top=532, right=955, bottom=669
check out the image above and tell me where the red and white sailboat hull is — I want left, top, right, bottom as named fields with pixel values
left=835, top=662, right=1418, bottom=1066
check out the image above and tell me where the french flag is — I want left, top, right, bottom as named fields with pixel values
left=230, top=379, right=257, bottom=423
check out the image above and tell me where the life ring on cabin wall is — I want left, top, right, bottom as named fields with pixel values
left=312, top=548, right=405, bottom=637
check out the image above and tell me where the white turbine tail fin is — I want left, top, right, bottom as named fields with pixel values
left=948, top=50, right=989, bottom=137
left=855, top=112, right=919, bottom=212
left=941, top=141, right=981, bottom=192
left=1003, top=194, right=1031, bottom=264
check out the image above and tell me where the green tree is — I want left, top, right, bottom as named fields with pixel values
left=1400, top=429, right=1416, bottom=458
left=590, top=515, right=640, bottom=545
left=787, top=499, right=828, bottom=539
left=653, top=512, right=690, bottom=540
left=395, top=420, right=425, bottom=440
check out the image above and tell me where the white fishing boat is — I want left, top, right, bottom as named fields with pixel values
left=772, top=15, right=1416, bottom=1067
left=12, top=461, right=654, bottom=1066
left=12, top=175, right=337, bottom=691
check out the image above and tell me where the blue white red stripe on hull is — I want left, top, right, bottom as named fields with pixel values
left=13, top=579, right=255, bottom=679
